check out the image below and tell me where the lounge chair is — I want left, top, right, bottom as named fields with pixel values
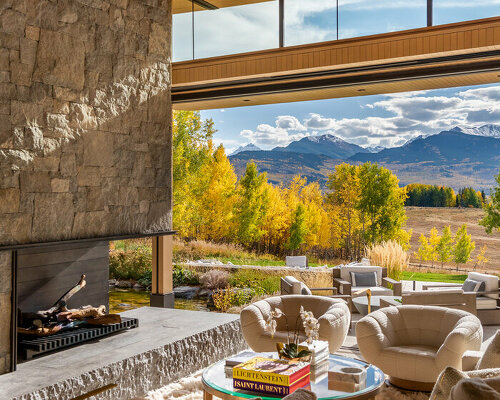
left=422, top=272, right=500, bottom=325
left=332, top=264, right=402, bottom=298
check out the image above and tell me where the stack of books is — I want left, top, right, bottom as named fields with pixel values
left=233, top=357, right=310, bottom=396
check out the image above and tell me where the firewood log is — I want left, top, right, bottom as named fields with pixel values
left=57, top=305, right=106, bottom=321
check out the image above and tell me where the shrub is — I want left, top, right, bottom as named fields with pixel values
left=109, top=245, right=152, bottom=280
left=200, top=269, right=229, bottom=290
left=366, top=240, right=409, bottom=281
left=173, top=266, right=200, bottom=287
left=212, top=287, right=235, bottom=312
left=229, top=269, right=280, bottom=295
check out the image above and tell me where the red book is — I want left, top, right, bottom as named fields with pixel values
left=233, top=374, right=310, bottom=396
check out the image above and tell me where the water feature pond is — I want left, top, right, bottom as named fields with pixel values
left=109, top=288, right=210, bottom=313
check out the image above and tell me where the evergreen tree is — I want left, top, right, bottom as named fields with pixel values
left=287, top=203, right=307, bottom=253
left=453, top=224, right=475, bottom=270
left=480, top=169, right=500, bottom=233
left=436, top=226, right=454, bottom=267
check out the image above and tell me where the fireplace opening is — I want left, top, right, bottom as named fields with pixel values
left=15, top=241, right=138, bottom=362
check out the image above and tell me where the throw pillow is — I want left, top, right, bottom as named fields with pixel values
left=350, top=271, right=377, bottom=287
left=449, top=377, right=500, bottom=400
left=462, top=278, right=486, bottom=293
left=477, top=330, right=500, bottom=369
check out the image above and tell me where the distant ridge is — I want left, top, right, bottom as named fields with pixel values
left=228, top=126, right=500, bottom=190
left=272, top=134, right=369, bottom=159
left=230, top=143, right=262, bottom=156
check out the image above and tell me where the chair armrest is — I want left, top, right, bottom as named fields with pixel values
left=437, top=319, right=483, bottom=368
left=382, top=277, right=402, bottom=296
left=422, top=283, right=461, bottom=290
left=309, top=287, right=338, bottom=295
left=333, top=278, right=351, bottom=295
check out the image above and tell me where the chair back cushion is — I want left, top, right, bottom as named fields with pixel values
left=350, top=271, right=377, bottom=287
left=280, top=276, right=311, bottom=295
left=368, top=305, right=480, bottom=348
left=340, top=266, right=382, bottom=285
left=252, top=295, right=344, bottom=332
left=468, top=272, right=499, bottom=299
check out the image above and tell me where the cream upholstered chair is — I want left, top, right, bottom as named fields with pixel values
left=356, top=305, right=483, bottom=391
left=240, top=295, right=350, bottom=354
left=430, top=330, right=500, bottom=399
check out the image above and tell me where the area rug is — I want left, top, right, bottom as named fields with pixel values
left=141, top=370, right=429, bottom=400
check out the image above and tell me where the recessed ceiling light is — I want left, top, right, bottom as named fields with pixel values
left=243, top=99, right=251, bottom=102
left=358, top=88, right=366, bottom=92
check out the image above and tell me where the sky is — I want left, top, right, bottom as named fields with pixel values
left=173, top=1, right=500, bottom=153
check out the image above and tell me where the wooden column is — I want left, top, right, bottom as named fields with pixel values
left=150, top=235, right=175, bottom=308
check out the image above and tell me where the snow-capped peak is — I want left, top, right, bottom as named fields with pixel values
left=451, top=124, right=500, bottom=138
left=230, top=143, right=262, bottom=156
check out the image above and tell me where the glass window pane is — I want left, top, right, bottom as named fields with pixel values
left=338, top=0, right=426, bottom=39
left=193, top=1, right=278, bottom=59
left=285, top=0, right=338, bottom=46
left=173, top=12, right=193, bottom=62
left=434, top=1, right=499, bottom=25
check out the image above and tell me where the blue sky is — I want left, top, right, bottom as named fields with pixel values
left=173, top=1, right=500, bottom=153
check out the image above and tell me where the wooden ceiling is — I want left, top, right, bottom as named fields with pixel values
left=172, top=17, right=500, bottom=110
left=172, top=0, right=273, bottom=14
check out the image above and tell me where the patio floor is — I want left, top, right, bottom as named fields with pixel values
left=0, top=307, right=246, bottom=400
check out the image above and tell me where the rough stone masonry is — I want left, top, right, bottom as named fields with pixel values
left=0, top=0, right=173, bottom=374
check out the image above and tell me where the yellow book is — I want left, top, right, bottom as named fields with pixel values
left=232, top=357, right=310, bottom=386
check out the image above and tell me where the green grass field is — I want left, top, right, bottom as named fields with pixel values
left=401, top=271, right=467, bottom=283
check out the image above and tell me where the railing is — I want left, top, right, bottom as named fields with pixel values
left=172, top=0, right=499, bottom=62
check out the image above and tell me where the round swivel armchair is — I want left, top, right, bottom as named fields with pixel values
left=356, top=305, right=483, bottom=391
left=240, top=295, right=350, bottom=354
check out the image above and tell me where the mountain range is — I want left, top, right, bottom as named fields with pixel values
left=228, top=125, right=500, bottom=190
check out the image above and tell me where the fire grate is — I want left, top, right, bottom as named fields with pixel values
left=18, top=317, right=139, bottom=360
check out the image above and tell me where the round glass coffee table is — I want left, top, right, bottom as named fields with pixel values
left=202, top=354, right=385, bottom=400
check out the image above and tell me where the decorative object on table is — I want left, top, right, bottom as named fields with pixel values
left=353, top=288, right=372, bottom=314
left=309, top=359, right=329, bottom=383
left=264, top=305, right=320, bottom=361
left=298, top=340, right=328, bottom=366
left=240, top=295, right=350, bottom=354
left=232, top=356, right=310, bottom=396
left=225, top=351, right=272, bottom=367
left=328, top=364, right=367, bottom=392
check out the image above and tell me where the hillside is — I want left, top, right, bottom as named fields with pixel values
left=273, top=134, right=369, bottom=159
left=229, top=128, right=500, bottom=190
left=349, top=130, right=500, bottom=166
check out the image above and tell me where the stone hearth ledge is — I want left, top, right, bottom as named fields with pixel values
left=0, top=307, right=246, bottom=400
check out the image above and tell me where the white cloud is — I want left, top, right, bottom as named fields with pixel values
left=304, top=113, right=336, bottom=130
left=276, top=115, right=306, bottom=131
left=238, top=85, right=500, bottom=149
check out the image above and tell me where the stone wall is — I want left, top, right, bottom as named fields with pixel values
left=0, top=0, right=172, bottom=375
